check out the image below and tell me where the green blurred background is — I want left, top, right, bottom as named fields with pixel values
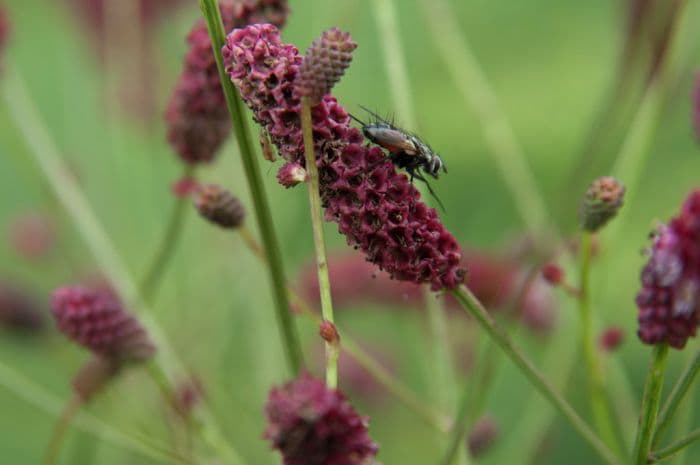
left=1, top=0, right=699, bottom=464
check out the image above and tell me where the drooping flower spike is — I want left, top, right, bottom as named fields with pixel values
left=223, top=24, right=465, bottom=290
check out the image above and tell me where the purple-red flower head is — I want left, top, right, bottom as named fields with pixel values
left=0, top=5, right=9, bottom=62
left=636, top=190, right=700, bottom=349
left=264, top=373, right=378, bottom=465
left=165, top=0, right=289, bottom=164
left=223, top=24, right=464, bottom=290
left=51, top=286, right=155, bottom=361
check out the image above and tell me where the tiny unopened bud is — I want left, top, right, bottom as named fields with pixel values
left=173, top=377, right=205, bottom=417
left=297, top=27, right=357, bottom=105
left=468, top=415, right=499, bottom=458
left=599, top=326, right=625, bottom=352
left=171, top=176, right=199, bottom=198
left=277, top=162, right=307, bottom=188
left=260, top=129, right=277, bottom=162
left=195, top=184, right=245, bottom=229
left=319, top=320, right=339, bottom=344
left=580, top=176, right=625, bottom=232
left=541, top=263, right=564, bottom=286
left=72, top=355, right=120, bottom=402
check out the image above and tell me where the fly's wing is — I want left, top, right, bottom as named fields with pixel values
left=367, top=127, right=417, bottom=154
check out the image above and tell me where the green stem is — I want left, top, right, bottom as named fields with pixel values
left=146, top=364, right=245, bottom=465
left=452, top=285, right=621, bottom=465
left=650, top=428, right=700, bottom=464
left=633, top=344, right=670, bottom=465
left=199, top=0, right=303, bottom=375
left=42, top=395, right=83, bottom=465
left=300, top=97, right=338, bottom=389
left=2, top=65, right=241, bottom=465
left=439, top=382, right=473, bottom=465
left=235, top=229, right=450, bottom=431
left=0, top=361, right=185, bottom=464
left=579, top=232, right=622, bottom=456
left=139, top=167, right=193, bottom=303
left=653, top=350, right=700, bottom=448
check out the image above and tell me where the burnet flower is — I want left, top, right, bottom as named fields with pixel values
left=51, top=285, right=156, bottom=400
left=636, top=190, right=700, bottom=349
left=223, top=24, right=465, bottom=290
left=165, top=0, right=289, bottom=164
left=264, top=373, right=378, bottom=465
left=0, top=5, right=8, bottom=62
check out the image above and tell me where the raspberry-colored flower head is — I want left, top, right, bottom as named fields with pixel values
left=264, top=373, right=378, bottom=465
left=277, top=161, right=307, bottom=188
left=467, top=415, right=499, bottom=458
left=165, top=0, right=289, bottom=164
left=599, top=326, right=625, bottom=352
left=636, top=190, right=700, bottom=349
left=0, top=281, right=44, bottom=332
left=195, top=184, right=246, bottom=229
left=580, top=176, right=625, bottom=232
left=297, top=28, right=357, bottom=105
left=51, top=286, right=155, bottom=362
left=224, top=24, right=465, bottom=290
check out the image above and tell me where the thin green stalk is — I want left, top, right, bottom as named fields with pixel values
left=579, top=232, right=622, bottom=456
left=439, top=382, right=473, bottom=465
left=139, top=166, right=193, bottom=303
left=418, top=0, right=550, bottom=244
left=146, top=363, right=245, bottom=465
left=650, top=428, right=700, bottom=463
left=633, top=344, right=670, bottom=465
left=300, top=97, right=338, bottom=388
left=608, top=0, right=690, bottom=244
left=669, top=391, right=695, bottom=465
left=42, top=395, right=83, bottom=465
left=199, top=0, right=303, bottom=375
left=235, top=229, right=450, bottom=431
left=369, top=0, right=418, bottom=130
left=452, top=285, right=621, bottom=465
left=2, top=65, right=241, bottom=465
left=0, top=361, right=187, bottom=465
left=653, top=350, right=700, bottom=448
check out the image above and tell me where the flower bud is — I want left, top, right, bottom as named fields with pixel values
left=580, top=176, right=625, bottom=232
left=599, top=326, right=625, bottom=352
left=319, top=320, right=339, bottom=345
left=195, top=184, right=246, bottom=229
left=297, top=28, right=357, bottom=105
left=541, top=263, right=564, bottom=286
left=277, top=162, right=307, bottom=188
left=468, top=415, right=499, bottom=458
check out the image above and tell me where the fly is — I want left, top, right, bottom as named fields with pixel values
left=349, top=106, right=447, bottom=211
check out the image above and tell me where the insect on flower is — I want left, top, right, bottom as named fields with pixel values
left=349, top=106, right=447, bottom=211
